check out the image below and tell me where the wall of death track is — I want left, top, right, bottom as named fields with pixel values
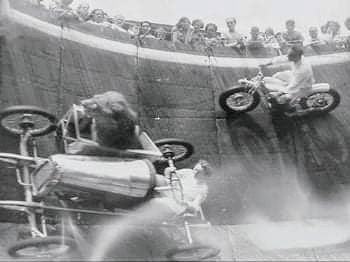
left=1, top=7, right=350, bottom=224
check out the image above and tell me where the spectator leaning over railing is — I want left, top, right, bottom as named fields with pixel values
left=75, top=2, right=90, bottom=22
left=110, top=14, right=128, bottom=33
left=325, top=21, right=341, bottom=40
left=49, top=0, right=73, bottom=11
left=172, top=17, right=193, bottom=44
left=247, top=26, right=264, bottom=49
left=275, top=31, right=288, bottom=53
left=304, top=26, right=326, bottom=47
left=49, top=0, right=76, bottom=21
left=190, top=19, right=205, bottom=49
left=264, top=28, right=279, bottom=47
left=154, top=27, right=169, bottom=40
left=138, top=21, right=156, bottom=39
left=128, top=23, right=140, bottom=38
left=282, top=19, right=304, bottom=46
left=323, top=20, right=347, bottom=49
left=263, top=27, right=281, bottom=54
left=87, top=8, right=109, bottom=26
left=204, top=23, right=222, bottom=47
left=320, top=24, right=327, bottom=34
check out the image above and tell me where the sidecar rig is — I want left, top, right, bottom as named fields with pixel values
left=0, top=104, right=219, bottom=260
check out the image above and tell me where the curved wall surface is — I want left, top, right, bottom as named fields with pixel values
left=1, top=0, right=350, bottom=224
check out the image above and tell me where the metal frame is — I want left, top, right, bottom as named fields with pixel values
left=0, top=105, right=210, bottom=253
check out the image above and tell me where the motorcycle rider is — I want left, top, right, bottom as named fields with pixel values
left=261, top=45, right=315, bottom=114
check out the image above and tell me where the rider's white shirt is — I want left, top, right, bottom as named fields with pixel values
left=271, top=56, right=315, bottom=96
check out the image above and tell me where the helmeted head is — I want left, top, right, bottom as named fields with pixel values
left=287, top=45, right=303, bottom=62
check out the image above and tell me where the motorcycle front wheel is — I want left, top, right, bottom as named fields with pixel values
left=300, top=89, right=340, bottom=114
left=219, top=86, right=260, bottom=114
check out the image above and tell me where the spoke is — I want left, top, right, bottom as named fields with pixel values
left=226, top=92, right=253, bottom=111
left=306, top=93, right=334, bottom=110
left=1, top=114, right=53, bottom=134
left=159, top=144, right=187, bottom=161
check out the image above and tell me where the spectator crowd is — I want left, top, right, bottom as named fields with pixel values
left=36, top=0, right=350, bottom=55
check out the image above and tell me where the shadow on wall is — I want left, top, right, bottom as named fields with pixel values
left=291, top=114, right=350, bottom=196
left=206, top=112, right=350, bottom=224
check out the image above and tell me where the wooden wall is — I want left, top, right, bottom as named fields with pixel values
left=1, top=20, right=350, bottom=224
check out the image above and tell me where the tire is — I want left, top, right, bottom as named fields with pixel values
left=7, top=236, right=76, bottom=258
left=219, top=86, right=260, bottom=114
left=166, top=244, right=220, bottom=261
left=301, top=89, right=340, bottom=114
left=154, top=138, right=194, bottom=162
left=0, top=105, right=57, bottom=137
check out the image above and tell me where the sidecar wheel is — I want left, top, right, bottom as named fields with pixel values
left=0, top=105, right=57, bottom=137
left=154, top=138, right=194, bottom=162
left=219, top=86, right=260, bottom=114
left=301, top=89, right=340, bottom=114
left=8, top=236, right=76, bottom=258
left=165, top=244, right=220, bottom=261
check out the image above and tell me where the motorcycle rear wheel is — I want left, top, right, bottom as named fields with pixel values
left=219, top=86, right=260, bottom=114
left=301, top=89, right=340, bottom=114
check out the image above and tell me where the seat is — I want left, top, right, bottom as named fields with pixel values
left=312, top=83, right=330, bottom=89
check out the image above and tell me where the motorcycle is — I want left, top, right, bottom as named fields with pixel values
left=0, top=104, right=220, bottom=260
left=219, top=66, right=340, bottom=116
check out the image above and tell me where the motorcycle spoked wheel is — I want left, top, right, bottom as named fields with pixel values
left=165, top=244, right=220, bottom=261
left=300, top=89, right=340, bottom=114
left=219, top=86, right=260, bottom=114
left=0, top=105, right=57, bottom=137
left=154, top=138, right=194, bottom=163
left=7, top=236, right=76, bottom=258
